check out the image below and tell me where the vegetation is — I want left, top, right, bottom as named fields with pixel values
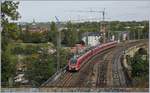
left=24, top=47, right=56, bottom=87
left=19, top=21, right=149, bottom=45
left=1, top=1, right=70, bottom=87
left=21, top=31, right=48, bottom=43
left=61, top=22, right=79, bottom=47
left=1, top=1, right=20, bottom=87
left=128, top=48, right=149, bottom=87
left=48, top=22, right=57, bottom=45
left=23, top=45, right=70, bottom=87
left=1, top=1, right=149, bottom=88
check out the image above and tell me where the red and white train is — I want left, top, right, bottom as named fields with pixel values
left=67, top=41, right=117, bottom=71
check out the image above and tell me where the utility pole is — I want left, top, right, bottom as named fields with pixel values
left=86, top=32, right=88, bottom=46
left=128, top=31, right=130, bottom=41
left=100, top=9, right=106, bottom=43
left=107, top=21, right=110, bottom=41
left=55, top=16, right=61, bottom=72
left=56, top=30, right=61, bottom=71
left=133, top=31, right=135, bottom=40
left=138, top=29, right=140, bottom=40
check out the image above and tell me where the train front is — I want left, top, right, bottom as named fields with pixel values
left=68, top=54, right=78, bottom=71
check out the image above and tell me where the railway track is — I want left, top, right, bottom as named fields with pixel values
left=96, top=61, right=107, bottom=87
left=74, top=62, right=94, bottom=87
left=94, top=40, right=146, bottom=88
left=60, top=72, right=73, bottom=87
left=42, top=40, right=147, bottom=88
left=112, top=48, right=126, bottom=87
left=50, top=72, right=73, bottom=87
left=73, top=48, right=115, bottom=88
left=50, top=47, right=115, bottom=88
left=111, top=40, right=148, bottom=87
left=96, top=50, right=114, bottom=87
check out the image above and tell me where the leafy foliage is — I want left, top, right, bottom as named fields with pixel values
left=130, top=48, right=148, bottom=79
left=24, top=51, right=55, bottom=87
left=1, top=1, right=20, bottom=87
left=60, top=48, right=71, bottom=68
left=48, top=22, right=58, bottom=45
left=61, top=22, right=78, bottom=46
left=1, top=1, right=20, bottom=23
left=21, top=31, right=48, bottom=43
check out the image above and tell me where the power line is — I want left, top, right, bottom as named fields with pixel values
left=68, top=8, right=107, bottom=43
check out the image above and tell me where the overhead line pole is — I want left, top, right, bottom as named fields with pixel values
left=55, top=16, right=61, bottom=72
left=101, top=9, right=106, bottom=43
left=69, top=9, right=107, bottom=43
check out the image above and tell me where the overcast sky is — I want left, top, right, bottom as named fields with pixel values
left=18, top=1, right=150, bottom=22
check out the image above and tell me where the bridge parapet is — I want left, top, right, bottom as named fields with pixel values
left=124, top=43, right=147, bottom=57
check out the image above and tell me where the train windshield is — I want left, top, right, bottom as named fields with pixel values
left=70, top=55, right=77, bottom=64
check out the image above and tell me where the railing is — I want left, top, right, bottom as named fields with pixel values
left=125, top=43, right=145, bottom=54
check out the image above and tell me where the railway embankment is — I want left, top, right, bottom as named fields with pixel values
left=121, top=42, right=148, bottom=87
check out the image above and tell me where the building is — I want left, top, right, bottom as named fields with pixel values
left=82, top=32, right=101, bottom=46
left=21, top=19, right=48, bottom=33
left=14, top=74, right=28, bottom=84
left=28, top=26, right=48, bottom=33
left=28, top=19, right=48, bottom=33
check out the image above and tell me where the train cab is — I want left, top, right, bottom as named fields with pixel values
left=68, top=54, right=78, bottom=71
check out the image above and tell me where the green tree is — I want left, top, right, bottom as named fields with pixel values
left=60, top=48, right=70, bottom=68
left=62, top=22, right=78, bottom=46
left=130, top=49, right=148, bottom=78
left=25, top=50, right=55, bottom=87
left=1, top=1, right=20, bottom=87
left=48, top=22, right=57, bottom=46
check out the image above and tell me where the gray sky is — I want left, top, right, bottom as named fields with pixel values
left=18, top=1, right=150, bottom=22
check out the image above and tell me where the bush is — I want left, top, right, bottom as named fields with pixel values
left=130, top=49, right=148, bottom=79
